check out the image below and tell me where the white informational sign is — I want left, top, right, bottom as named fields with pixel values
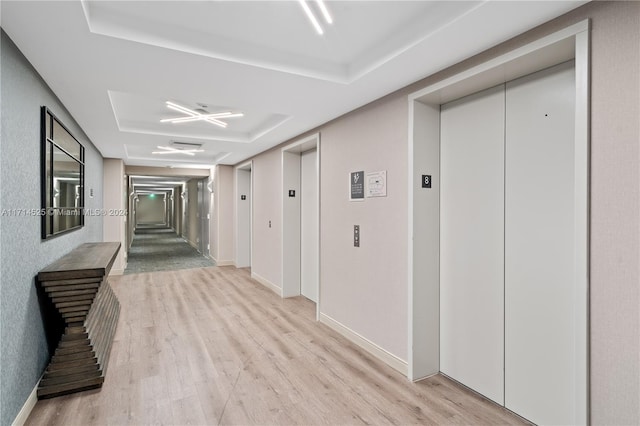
left=366, top=170, right=387, bottom=197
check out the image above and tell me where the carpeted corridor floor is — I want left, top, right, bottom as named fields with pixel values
left=124, top=225, right=215, bottom=274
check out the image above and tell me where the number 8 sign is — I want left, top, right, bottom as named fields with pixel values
left=422, top=174, right=432, bottom=188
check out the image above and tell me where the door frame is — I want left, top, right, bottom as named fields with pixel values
left=235, top=161, right=253, bottom=268
left=281, top=133, right=321, bottom=320
left=407, top=20, right=590, bottom=422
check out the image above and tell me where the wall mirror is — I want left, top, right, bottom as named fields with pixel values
left=41, top=106, right=85, bottom=239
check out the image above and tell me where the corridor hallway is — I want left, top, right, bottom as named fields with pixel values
left=125, top=224, right=215, bottom=274
left=25, top=266, right=528, bottom=425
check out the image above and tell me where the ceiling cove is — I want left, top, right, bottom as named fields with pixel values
left=81, top=0, right=483, bottom=83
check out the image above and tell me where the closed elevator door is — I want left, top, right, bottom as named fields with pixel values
left=439, top=61, right=580, bottom=425
left=504, top=61, right=577, bottom=425
left=440, top=84, right=506, bottom=405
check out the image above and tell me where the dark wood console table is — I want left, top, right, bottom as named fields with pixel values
left=37, top=242, right=121, bottom=399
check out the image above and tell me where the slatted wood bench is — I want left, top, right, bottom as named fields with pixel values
left=37, top=242, right=121, bottom=399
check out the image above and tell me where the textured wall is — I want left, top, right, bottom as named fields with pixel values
left=0, top=30, right=104, bottom=426
left=231, top=2, right=639, bottom=423
left=586, top=2, right=640, bottom=423
left=320, top=95, right=409, bottom=360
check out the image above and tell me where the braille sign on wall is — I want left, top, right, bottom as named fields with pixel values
left=289, top=190, right=296, bottom=197
left=241, top=195, right=247, bottom=200
left=350, top=171, right=365, bottom=201
left=422, top=175, right=432, bottom=188
left=354, top=225, right=360, bottom=247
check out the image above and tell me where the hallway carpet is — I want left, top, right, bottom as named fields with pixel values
left=26, top=266, right=529, bottom=425
left=125, top=226, right=215, bottom=274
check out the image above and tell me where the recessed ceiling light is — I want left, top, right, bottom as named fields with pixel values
left=160, top=101, right=243, bottom=128
left=316, top=0, right=333, bottom=25
left=299, top=0, right=333, bottom=35
left=152, top=145, right=204, bottom=156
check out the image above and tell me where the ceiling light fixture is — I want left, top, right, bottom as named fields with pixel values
left=299, top=0, right=332, bottom=35
left=299, top=0, right=323, bottom=35
left=161, top=101, right=243, bottom=128
left=316, top=0, right=333, bottom=25
left=152, top=145, right=204, bottom=156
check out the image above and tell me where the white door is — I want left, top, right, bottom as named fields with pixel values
left=504, top=61, right=577, bottom=425
left=439, top=61, right=581, bottom=425
left=300, top=149, right=318, bottom=303
left=440, top=84, right=505, bottom=405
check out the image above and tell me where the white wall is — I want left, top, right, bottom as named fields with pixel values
left=212, top=165, right=234, bottom=265
left=320, top=96, right=408, bottom=361
left=186, top=179, right=199, bottom=249
left=103, top=158, right=127, bottom=274
left=136, top=194, right=165, bottom=225
left=231, top=95, right=409, bottom=362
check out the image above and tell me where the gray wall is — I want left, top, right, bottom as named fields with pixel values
left=0, top=30, right=104, bottom=425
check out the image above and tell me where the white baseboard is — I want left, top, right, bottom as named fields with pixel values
left=11, top=379, right=39, bottom=426
left=411, top=371, right=440, bottom=383
left=109, top=268, right=124, bottom=276
left=251, top=272, right=282, bottom=297
left=212, top=257, right=234, bottom=266
left=319, top=313, right=408, bottom=376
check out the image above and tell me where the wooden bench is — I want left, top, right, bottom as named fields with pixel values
left=37, top=242, right=121, bottom=399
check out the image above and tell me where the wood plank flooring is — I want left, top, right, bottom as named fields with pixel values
left=26, top=266, right=529, bottom=425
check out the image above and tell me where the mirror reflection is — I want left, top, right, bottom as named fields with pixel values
left=42, top=107, right=85, bottom=239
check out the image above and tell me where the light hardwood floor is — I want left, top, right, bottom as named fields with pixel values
left=27, top=266, right=529, bottom=425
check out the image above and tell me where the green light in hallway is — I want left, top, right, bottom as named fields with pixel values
left=149, top=194, right=155, bottom=198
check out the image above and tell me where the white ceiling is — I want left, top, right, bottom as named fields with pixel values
left=129, top=175, right=191, bottom=193
left=1, top=1, right=588, bottom=169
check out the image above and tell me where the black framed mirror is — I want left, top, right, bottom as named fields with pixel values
left=41, top=106, right=85, bottom=239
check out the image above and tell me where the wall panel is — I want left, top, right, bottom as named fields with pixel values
left=504, top=61, right=577, bottom=425
left=440, top=85, right=505, bottom=405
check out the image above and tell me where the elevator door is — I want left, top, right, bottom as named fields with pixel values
left=440, top=84, right=506, bottom=405
left=504, top=61, right=576, bottom=425
left=439, top=61, right=579, bottom=425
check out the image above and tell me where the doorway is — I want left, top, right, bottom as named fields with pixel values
left=235, top=161, right=252, bottom=268
left=282, top=134, right=320, bottom=309
left=408, top=21, right=589, bottom=426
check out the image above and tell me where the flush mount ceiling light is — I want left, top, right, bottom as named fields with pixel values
left=152, top=145, right=204, bottom=156
left=298, top=0, right=333, bottom=35
left=160, top=101, right=243, bottom=128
